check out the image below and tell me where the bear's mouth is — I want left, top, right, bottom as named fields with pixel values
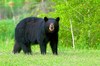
left=49, top=23, right=54, bottom=32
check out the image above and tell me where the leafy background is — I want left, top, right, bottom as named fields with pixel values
left=0, top=0, right=100, bottom=66
left=0, top=0, right=100, bottom=50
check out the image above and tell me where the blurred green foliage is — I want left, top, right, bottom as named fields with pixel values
left=0, top=0, right=100, bottom=49
left=49, top=0, right=100, bottom=49
left=0, top=20, right=15, bottom=41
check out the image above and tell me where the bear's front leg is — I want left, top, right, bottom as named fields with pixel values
left=50, top=41, right=58, bottom=55
left=39, top=43, right=47, bottom=55
left=50, top=35, right=58, bottom=55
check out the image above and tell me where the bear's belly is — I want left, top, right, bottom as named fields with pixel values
left=31, top=40, right=38, bottom=45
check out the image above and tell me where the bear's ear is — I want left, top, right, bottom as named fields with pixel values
left=44, top=17, right=48, bottom=22
left=56, top=17, right=60, bottom=22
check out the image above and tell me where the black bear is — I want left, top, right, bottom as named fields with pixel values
left=13, top=17, right=60, bottom=55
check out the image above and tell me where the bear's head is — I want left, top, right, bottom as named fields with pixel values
left=44, top=17, right=60, bottom=33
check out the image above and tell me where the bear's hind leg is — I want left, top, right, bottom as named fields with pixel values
left=21, top=44, right=32, bottom=54
left=26, top=44, right=32, bottom=54
left=13, top=42, right=21, bottom=54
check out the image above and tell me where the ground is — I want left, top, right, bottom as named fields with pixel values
left=0, top=40, right=100, bottom=66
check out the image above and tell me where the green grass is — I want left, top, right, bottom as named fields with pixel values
left=0, top=40, right=100, bottom=66
left=0, top=19, right=100, bottom=66
left=0, top=21, right=99, bottom=66
left=0, top=50, right=100, bottom=66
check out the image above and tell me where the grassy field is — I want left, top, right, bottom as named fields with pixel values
left=0, top=41, right=100, bottom=66
left=0, top=0, right=100, bottom=66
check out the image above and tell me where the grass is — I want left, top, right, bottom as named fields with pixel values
left=0, top=19, right=100, bottom=66
left=0, top=40, right=100, bottom=66
left=0, top=0, right=100, bottom=65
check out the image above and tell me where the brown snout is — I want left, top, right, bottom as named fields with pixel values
left=49, top=23, right=54, bottom=32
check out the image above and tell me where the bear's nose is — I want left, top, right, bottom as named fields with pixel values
left=49, top=23, right=54, bottom=32
left=51, top=27, right=54, bottom=29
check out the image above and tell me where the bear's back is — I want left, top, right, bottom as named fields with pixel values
left=15, top=17, right=45, bottom=44
left=15, top=17, right=44, bottom=42
left=16, top=17, right=43, bottom=29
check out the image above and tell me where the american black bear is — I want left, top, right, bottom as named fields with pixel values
left=13, top=17, right=60, bottom=55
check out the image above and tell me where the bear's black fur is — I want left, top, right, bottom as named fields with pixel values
left=13, top=17, right=60, bottom=55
